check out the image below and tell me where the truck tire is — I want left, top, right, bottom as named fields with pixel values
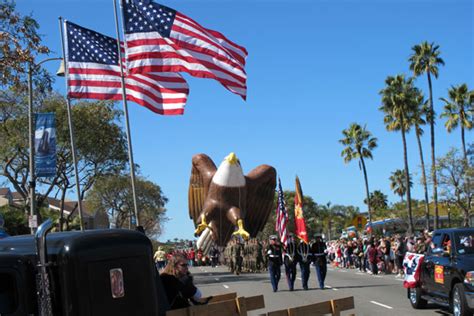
left=408, top=287, right=427, bottom=309
left=452, top=283, right=471, bottom=316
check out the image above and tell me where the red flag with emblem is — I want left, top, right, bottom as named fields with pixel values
left=294, top=176, right=309, bottom=243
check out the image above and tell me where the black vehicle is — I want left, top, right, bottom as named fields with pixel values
left=408, top=228, right=474, bottom=316
left=0, top=219, right=169, bottom=316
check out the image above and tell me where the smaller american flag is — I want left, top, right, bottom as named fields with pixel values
left=64, top=21, right=189, bottom=115
left=275, top=178, right=288, bottom=249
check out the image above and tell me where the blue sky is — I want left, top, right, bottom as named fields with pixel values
left=15, top=0, right=473, bottom=241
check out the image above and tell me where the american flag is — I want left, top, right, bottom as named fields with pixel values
left=275, top=178, right=288, bottom=248
left=121, top=0, right=247, bottom=99
left=64, top=21, right=189, bottom=115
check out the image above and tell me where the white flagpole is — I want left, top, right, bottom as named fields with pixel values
left=58, top=17, right=85, bottom=231
left=112, top=0, right=140, bottom=228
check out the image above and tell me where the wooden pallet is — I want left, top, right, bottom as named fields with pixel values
left=166, top=293, right=265, bottom=316
left=264, top=296, right=355, bottom=316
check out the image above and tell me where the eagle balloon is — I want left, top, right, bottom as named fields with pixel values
left=188, top=153, right=276, bottom=254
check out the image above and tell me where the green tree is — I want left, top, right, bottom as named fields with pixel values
left=364, top=190, right=388, bottom=217
left=389, top=169, right=413, bottom=203
left=0, top=1, right=51, bottom=93
left=409, top=41, right=445, bottom=229
left=86, top=174, right=168, bottom=236
left=0, top=94, right=128, bottom=228
left=380, top=74, right=418, bottom=234
left=410, top=92, right=431, bottom=230
left=440, top=84, right=473, bottom=161
left=339, top=123, right=377, bottom=226
left=436, top=147, right=473, bottom=227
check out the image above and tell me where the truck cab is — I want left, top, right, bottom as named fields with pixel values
left=409, top=228, right=474, bottom=316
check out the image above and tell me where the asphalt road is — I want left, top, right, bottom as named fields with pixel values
left=191, top=264, right=453, bottom=316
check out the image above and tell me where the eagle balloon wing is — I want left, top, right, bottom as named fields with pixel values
left=245, top=165, right=277, bottom=237
left=188, top=154, right=217, bottom=225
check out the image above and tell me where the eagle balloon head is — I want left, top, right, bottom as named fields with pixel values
left=212, top=152, right=245, bottom=187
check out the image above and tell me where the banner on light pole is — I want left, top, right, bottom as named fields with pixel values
left=35, top=113, right=56, bottom=177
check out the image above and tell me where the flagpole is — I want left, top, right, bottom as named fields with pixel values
left=58, top=17, right=85, bottom=231
left=112, top=0, right=140, bottom=228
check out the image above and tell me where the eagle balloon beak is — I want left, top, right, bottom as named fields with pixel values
left=225, top=152, right=238, bottom=165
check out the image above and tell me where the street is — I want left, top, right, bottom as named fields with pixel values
left=191, top=265, right=452, bottom=316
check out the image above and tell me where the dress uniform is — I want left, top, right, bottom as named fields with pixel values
left=297, top=240, right=311, bottom=290
left=266, top=235, right=282, bottom=292
left=310, top=234, right=327, bottom=289
left=283, top=235, right=298, bottom=291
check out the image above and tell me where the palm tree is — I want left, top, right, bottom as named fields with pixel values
left=440, top=84, right=473, bottom=160
left=380, top=74, right=417, bottom=234
left=409, top=41, right=445, bottom=229
left=339, top=123, right=378, bottom=227
left=410, top=92, right=431, bottom=231
left=364, top=190, right=388, bottom=217
left=440, top=83, right=474, bottom=216
left=389, top=169, right=413, bottom=203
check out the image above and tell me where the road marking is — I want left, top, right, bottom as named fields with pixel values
left=223, top=284, right=229, bottom=289
left=297, top=277, right=302, bottom=280
left=370, top=301, right=393, bottom=309
left=215, top=278, right=219, bottom=281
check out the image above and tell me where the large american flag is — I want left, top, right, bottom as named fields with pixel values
left=275, top=178, right=288, bottom=248
left=64, top=21, right=189, bottom=115
left=121, top=0, right=247, bottom=99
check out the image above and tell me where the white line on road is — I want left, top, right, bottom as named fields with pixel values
left=215, top=278, right=219, bottom=281
left=370, top=301, right=393, bottom=309
left=223, top=285, right=229, bottom=289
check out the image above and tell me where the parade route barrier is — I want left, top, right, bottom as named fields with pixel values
left=263, top=296, right=355, bottom=316
left=166, top=294, right=265, bottom=316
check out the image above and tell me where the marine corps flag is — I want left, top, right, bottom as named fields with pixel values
left=294, top=176, right=309, bottom=243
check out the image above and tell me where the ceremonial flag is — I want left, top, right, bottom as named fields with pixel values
left=35, top=113, right=56, bottom=177
left=294, top=176, right=309, bottom=243
left=121, top=0, right=247, bottom=99
left=275, top=178, right=288, bottom=248
left=403, top=252, right=425, bottom=288
left=64, top=21, right=189, bottom=115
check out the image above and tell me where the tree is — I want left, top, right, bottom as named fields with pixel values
left=409, top=41, right=445, bottom=229
left=339, top=123, right=377, bottom=226
left=410, top=92, right=431, bottom=230
left=436, top=147, right=473, bottom=227
left=0, top=1, right=51, bottom=93
left=389, top=169, right=413, bottom=203
left=440, top=84, right=473, bottom=161
left=86, top=174, right=168, bottom=236
left=0, top=93, right=128, bottom=228
left=380, top=74, right=418, bottom=234
left=364, top=190, right=388, bottom=217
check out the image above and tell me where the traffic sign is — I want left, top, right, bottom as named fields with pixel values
left=352, top=215, right=367, bottom=230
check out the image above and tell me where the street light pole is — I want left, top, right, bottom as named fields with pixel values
left=28, top=58, right=63, bottom=234
left=28, top=63, right=36, bottom=234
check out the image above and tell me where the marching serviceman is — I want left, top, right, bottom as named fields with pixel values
left=266, top=235, right=282, bottom=292
left=310, top=233, right=327, bottom=289
left=283, top=234, right=298, bottom=291
left=297, top=238, right=311, bottom=290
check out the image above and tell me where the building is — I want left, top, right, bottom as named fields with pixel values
left=0, top=187, right=109, bottom=230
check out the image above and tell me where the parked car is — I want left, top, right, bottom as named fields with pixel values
left=408, top=228, right=474, bottom=316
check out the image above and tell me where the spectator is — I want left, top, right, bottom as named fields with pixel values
left=160, top=253, right=203, bottom=310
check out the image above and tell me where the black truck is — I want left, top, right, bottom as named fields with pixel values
left=408, top=228, right=474, bottom=316
left=0, top=219, right=169, bottom=316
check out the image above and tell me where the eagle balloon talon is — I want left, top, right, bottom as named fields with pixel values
left=232, top=219, right=250, bottom=240
left=194, top=216, right=210, bottom=236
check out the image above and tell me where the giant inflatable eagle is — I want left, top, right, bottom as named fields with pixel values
left=189, top=153, right=276, bottom=254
